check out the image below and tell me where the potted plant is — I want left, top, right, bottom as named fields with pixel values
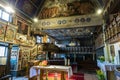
left=96, top=70, right=105, bottom=80
left=98, top=56, right=105, bottom=62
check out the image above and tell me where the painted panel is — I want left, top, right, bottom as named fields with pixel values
left=30, top=0, right=43, bottom=6
left=39, top=0, right=95, bottom=19
left=5, top=25, right=17, bottom=43
left=0, top=24, right=6, bottom=41
left=34, top=14, right=103, bottom=29
left=16, top=0, right=37, bottom=17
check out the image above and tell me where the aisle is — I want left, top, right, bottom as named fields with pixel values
left=84, top=73, right=98, bottom=80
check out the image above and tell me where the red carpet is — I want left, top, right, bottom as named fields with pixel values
left=43, top=72, right=84, bottom=80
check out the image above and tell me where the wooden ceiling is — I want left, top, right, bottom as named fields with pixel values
left=33, top=0, right=104, bottom=41
left=38, top=0, right=95, bottom=19
left=2, top=0, right=119, bottom=41
left=43, top=27, right=96, bottom=40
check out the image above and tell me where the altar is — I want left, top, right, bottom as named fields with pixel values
left=29, top=65, right=73, bottom=80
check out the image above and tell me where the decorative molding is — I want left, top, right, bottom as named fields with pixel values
left=33, top=14, right=103, bottom=29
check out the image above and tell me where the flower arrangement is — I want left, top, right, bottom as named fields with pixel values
left=96, top=70, right=105, bottom=80
left=98, top=56, right=105, bottom=62
left=39, top=60, right=48, bottom=66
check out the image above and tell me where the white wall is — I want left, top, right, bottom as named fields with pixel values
left=0, top=57, right=7, bottom=65
left=114, top=42, right=120, bottom=64
left=109, top=42, right=120, bottom=64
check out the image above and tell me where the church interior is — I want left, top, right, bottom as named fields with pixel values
left=0, top=0, right=120, bottom=80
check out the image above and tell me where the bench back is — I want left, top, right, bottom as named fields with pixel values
left=0, top=65, right=6, bottom=78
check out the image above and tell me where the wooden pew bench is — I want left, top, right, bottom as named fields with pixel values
left=0, top=65, right=12, bottom=80
left=0, top=75, right=12, bottom=80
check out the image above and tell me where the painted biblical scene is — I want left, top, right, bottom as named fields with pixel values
left=5, top=25, right=17, bottom=43
left=0, top=24, right=6, bottom=41
left=38, top=0, right=95, bottom=19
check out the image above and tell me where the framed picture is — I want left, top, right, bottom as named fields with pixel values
left=15, top=33, right=27, bottom=45
left=30, top=45, right=37, bottom=59
left=17, top=21, right=28, bottom=35
left=5, top=25, right=17, bottom=43
left=16, top=0, right=37, bottom=17
left=110, top=45, right=115, bottom=57
left=0, top=24, right=6, bottom=41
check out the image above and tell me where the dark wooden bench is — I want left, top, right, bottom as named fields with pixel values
left=0, top=65, right=13, bottom=80
left=77, top=60, right=99, bottom=71
left=0, top=75, right=12, bottom=80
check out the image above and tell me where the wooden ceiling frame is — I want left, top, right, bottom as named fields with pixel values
left=32, top=14, right=103, bottom=30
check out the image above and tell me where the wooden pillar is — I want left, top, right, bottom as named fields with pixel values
left=27, top=25, right=31, bottom=37
left=74, top=53, right=76, bottom=62
left=40, top=69, right=44, bottom=80
left=12, top=14, right=17, bottom=25
left=102, top=23, right=110, bottom=62
left=6, top=44, right=12, bottom=74
left=46, top=52, right=49, bottom=60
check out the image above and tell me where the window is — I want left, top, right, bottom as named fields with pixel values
left=0, top=8, right=12, bottom=22
left=36, top=36, right=42, bottom=43
left=1, top=11, right=10, bottom=21
left=47, top=38, right=50, bottom=43
left=0, top=46, right=8, bottom=56
left=0, top=9, right=2, bottom=18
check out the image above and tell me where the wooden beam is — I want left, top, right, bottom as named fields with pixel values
left=32, top=14, right=103, bottom=29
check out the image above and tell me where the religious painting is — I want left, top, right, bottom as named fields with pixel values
left=39, top=0, right=95, bottom=19
left=16, top=0, right=37, bottom=17
left=17, top=21, right=28, bottom=35
left=0, top=24, right=6, bottom=41
left=38, top=45, right=43, bottom=53
left=20, top=46, right=30, bottom=68
left=30, top=45, right=37, bottom=60
left=20, top=46, right=30, bottom=60
left=15, top=33, right=27, bottom=45
left=5, top=25, right=17, bottom=43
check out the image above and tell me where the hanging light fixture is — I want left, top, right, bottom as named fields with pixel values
left=69, top=39, right=76, bottom=46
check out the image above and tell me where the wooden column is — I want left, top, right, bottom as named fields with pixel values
left=6, top=44, right=13, bottom=74
left=102, top=23, right=110, bottom=62
left=40, top=69, right=44, bottom=80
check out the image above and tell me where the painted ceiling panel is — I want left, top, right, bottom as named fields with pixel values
left=8, top=0, right=44, bottom=17
left=3, top=0, right=104, bottom=41
left=43, top=27, right=95, bottom=40
left=30, top=0, right=43, bottom=6
left=16, top=0, right=37, bottom=17
left=38, top=0, right=95, bottom=19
